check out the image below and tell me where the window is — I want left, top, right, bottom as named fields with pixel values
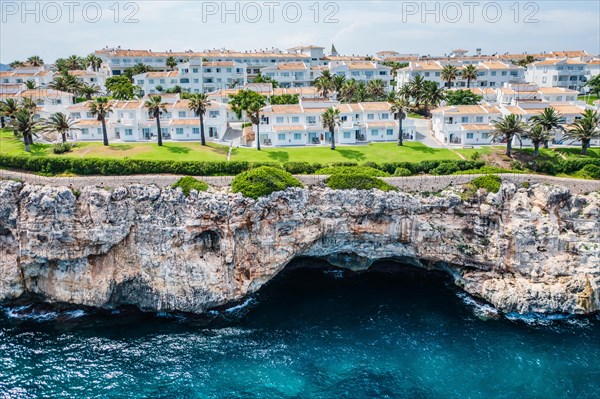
left=276, top=117, right=284, bottom=123
left=291, top=116, right=300, bottom=123
left=160, top=79, right=165, bottom=84
left=278, top=133, right=286, bottom=140
left=192, top=68, right=199, bottom=73
left=209, top=111, right=219, bottom=118
left=461, top=116, right=469, bottom=123
left=386, top=129, right=394, bottom=136
left=482, top=133, right=490, bottom=139
left=542, top=77, right=547, bottom=83
left=81, top=128, right=89, bottom=135
left=371, top=129, right=378, bottom=136
left=381, top=113, right=389, bottom=120
left=501, top=71, right=507, bottom=76
left=491, top=71, right=496, bottom=76
left=180, top=78, right=190, bottom=84
left=466, top=132, right=474, bottom=139
left=192, top=128, right=200, bottom=134
left=367, top=114, right=375, bottom=120
left=193, top=79, right=199, bottom=83
left=161, top=128, right=169, bottom=135
left=424, top=72, right=430, bottom=77
left=293, top=133, right=301, bottom=140
left=435, top=72, right=441, bottom=77
left=178, top=111, right=186, bottom=117
left=226, top=68, right=232, bottom=73
left=149, top=79, right=155, bottom=84
left=343, top=131, right=351, bottom=138
left=125, top=129, right=133, bottom=136
left=475, top=116, right=483, bottom=123
left=71, top=112, right=81, bottom=119
left=86, top=112, right=93, bottom=118
left=137, top=80, right=144, bottom=85
left=176, top=128, right=184, bottom=135
left=556, top=96, right=562, bottom=101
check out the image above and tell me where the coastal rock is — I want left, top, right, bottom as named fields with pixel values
left=0, top=180, right=598, bottom=315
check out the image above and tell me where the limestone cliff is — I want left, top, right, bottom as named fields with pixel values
left=0, top=180, right=598, bottom=315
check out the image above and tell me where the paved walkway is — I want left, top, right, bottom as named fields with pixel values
left=1, top=170, right=598, bottom=195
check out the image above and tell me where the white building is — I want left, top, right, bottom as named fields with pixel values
left=0, top=66, right=54, bottom=88
left=431, top=105, right=502, bottom=146
left=202, top=61, right=247, bottom=92
left=261, top=62, right=311, bottom=87
left=397, top=61, right=525, bottom=89
left=524, top=58, right=589, bottom=92
left=67, top=69, right=109, bottom=90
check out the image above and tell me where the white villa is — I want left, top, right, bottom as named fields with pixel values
left=67, top=69, right=109, bottom=91
left=397, top=61, right=525, bottom=89
left=260, top=62, right=311, bottom=87
left=524, top=58, right=598, bottom=93
left=0, top=66, right=54, bottom=88
left=257, top=101, right=416, bottom=147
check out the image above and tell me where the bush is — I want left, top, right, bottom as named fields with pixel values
left=579, top=164, right=600, bottom=180
left=172, top=176, right=209, bottom=196
left=52, top=143, right=74, bottom=154
left=454, top=166, right=519, bottom=175
left=231, top=166, right=303, bottom=199
left=471, top=174, right=502, bottom=193
left=470, top=151, right=481, bottom=161
left=283, top=162, right=322, bottom=175
left=393, top=167, right=412, bottom=177
left=431, top=162, right=460, bottom=175
left=315, top=166, right=390, bottom=177
left=326, top=173, right=396, bottom=192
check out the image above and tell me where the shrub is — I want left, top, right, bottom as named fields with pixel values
left=172, top=176, right=209, bottom=196
left=393, top=167, right=412, bottom=177
left=471, top=174, right=502, bottom=193
left=579, top=164, right=600, bottom=180
left=454, top=166, right=518, bottom=175
left=326, top=173, right=396, bottom=192
left=315, top=166, right=390, bottom=177
left=431, top=162, right=460, bottom=175
left=231, top=166, right=303, bottom=199
left=283, top=162, right=322, bottom=175
left=52, top=143, right=74, bottom=154
left=470, top=151, right=481, bottom=161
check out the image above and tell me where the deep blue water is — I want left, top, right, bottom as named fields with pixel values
left=1, top=263, right=599, bottom=399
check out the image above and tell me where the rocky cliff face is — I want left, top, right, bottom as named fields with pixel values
left=0, top=180, right=598, bottom=315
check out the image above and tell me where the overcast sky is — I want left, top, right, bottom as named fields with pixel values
left=1, top=0, right=599, bottom=63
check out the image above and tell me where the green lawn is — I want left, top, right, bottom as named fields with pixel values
left=0, top=129, right=461, bottom=164
left=578, top=95, right=599, bottom=105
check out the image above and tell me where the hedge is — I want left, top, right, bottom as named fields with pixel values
left=172, top=176, right=209, bottom=196
left=315, top=166, right=390, bottom=177
left=471, top=175, right=502, bottom=193
left=326, top=173, right=396, bottom=192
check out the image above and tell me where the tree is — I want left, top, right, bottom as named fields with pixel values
left=88, top=97, right=113, bottom=146
left=390, top=99, right=408, bottom=146
left=12, top=108, right=38, bottom=152
left=166, top=56, right=178, bottom=71
left=42, top=112, right=79, bottom=143
left=85, top=54, right=103, bottom=72
left=515, top=55, right=536, bottom=67
left=229, top=90, right=266, bottom=150
left=354, top=81, right=369, bottom=102
left=366, top=79, right=386, bottom=101
left=461, top=64, right=478, bottom=88
left=26, top=56, right=44, bottom=66
left=48, top=72, right=82, bottom=103
left=339, top=79, right=357, bottom=103
left=441, top=65, right=459, bottom=88
left=0, top=98, right=20, bottom=132
left=321, top=107, right=340, bottom=150
left=407, top=75, right=425, bottom=107
left=331, top=75, right=346, bottom=98
left=526, top=124, right=553, bottom=157
left=78, top=83, right=101, bottom=100
left=123, top=63, right=152, bottom=81
left=21, top=97, right=38, bottom=111
left=105, top=75, right=139, bottom=100
left=421, top=81, right=445, bottom=116
left=25, top=80, right=36, bottom=90
left=144, top=95, right=168, bottom=146
left=382, top=61, right=409, bottom=77
left=188, top=93, right=211, bottom=145
left=530, top=107, right=563, bottom=148
left=491, top=114, right=527, bottom=156
left=253, top=72, right=280, bottom=88
left=270, top=94, right=299, bottom=105
left=314, top=70, right=333, bottom=98
left=63, top=55, right=85, bottom=70
left=445, top=89, right=483, bottom=105
left=585, top=74, right=600, bottom=98
left=564, top=109, right=600, bottom=155
left=9, top=60, right=24, bottom=69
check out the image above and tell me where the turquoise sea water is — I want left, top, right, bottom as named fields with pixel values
left=1, top=263, right=599, bottom=399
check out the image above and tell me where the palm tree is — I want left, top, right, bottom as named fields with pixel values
left=492, top=114, right=527, bottom=156
left=188, top=93, right=211, bottom=145
left=564, top=109, right=600, bottom=155
left=421, top=81, right=445, bottom=116
left=85, top=54, right=103, bottom=71
left=366, top=79, right=386, bottom=101
left=530, top=107, right=563, bottom=148
left=49, top=73, right=82, bottom=103
left=21, top=97, right=38, bottom=111
left=78, top=83, right=101, bottom=100
left=166, top=56, right=178, bottom=71
left=339, top=79, right=357, bottom=103
left=12, top=108, right=38, bottom=152
left=25, top=80, right=36, bottom=89
left=354, top=82, right=369, bottom=102
left=322, top=107, right=341, bottom=150
left=246, top=100, right=266, bottom=151
left=144, top=95, right=168, bottom=146
left=441, top=65, right=459, bottom=88
left=407, top=75, right=425, bottom=107
left=461, top=64, right=478, bottom=88
left=390, top=99, right=408, bottom=146
left=0, top=98, right=20, bottom=133
left=527, top=124, right=552, bottom=157
left=88, top=97, right=112, bottom=146
left=64, top=55, right=84, bottom=70
left=9, top=60, right=24, bottom=69
left=314, top=73, right=333, bottom=99
left=26, top=56, right=44, bottom=66
left=331, top=75, right=346, bottom=99
left=42, top=112, right=79, bottom=143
